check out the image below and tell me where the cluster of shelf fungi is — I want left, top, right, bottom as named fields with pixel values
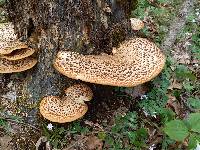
left=0, top=19, right=165, bottom=123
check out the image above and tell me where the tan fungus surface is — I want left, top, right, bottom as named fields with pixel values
left=40, top=84, right=93, bottom=123
left=64, top=84, right=93, bottom=102
left=0, top=48, right=35, bottom=60
left=0, top=41, right=28, bottom=55
left=130, top=18, right=144, bottom=30
left=54, top=38, right=166, bottom=87
left=0, top=56, right=37, bottom=73
left=0, top=22, right=28, bottom=55
left=0, top=22, right=17, bottom=42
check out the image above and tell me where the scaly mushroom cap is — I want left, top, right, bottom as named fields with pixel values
left=130, top=18, right=144, bottom=30
left=0, top=22, right=17, bottom=42
left=64, top=84, right=93, bottom=102
left=39, top=84, right=93, bottom=123
left=0, top=41, right=28, bottom=55
left=54, top=38, right=166, bottom=87
left=0, top=56, right=37, bottom=73
left=0, top=48, right=35, bottom=60
left=0, top=22, right=28, bottom=55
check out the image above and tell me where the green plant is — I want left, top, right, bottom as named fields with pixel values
left=138, top=58, right=171, bottom=116
left=0, top=118, right=10, bottom=132
left=163, top=113, right=200, bottom=149
left=42, top=121, right=90, bottom=149
left=98, top=112, right=149, bottom=149
left=187, top=97, right=200, bottom=111
left=42, top=124, right=67, bottom=149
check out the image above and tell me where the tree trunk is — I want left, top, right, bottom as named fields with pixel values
left=4, top=0, right=135, bottom=123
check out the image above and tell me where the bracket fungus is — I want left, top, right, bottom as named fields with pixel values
left=0, top=48, right=35, bottom=60
left=0, top=22, right=37, bottom=73
left=0, top=22, right=28, bottom=55
left=54, top=38, right=166, bottom=87
left=0, top=57, right=37, bottom=73
left=39, top=84, right=93, bottom=123
left=130, top=18, right=144, bottom=31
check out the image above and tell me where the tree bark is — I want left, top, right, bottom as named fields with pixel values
left=4, top=0, right=135, bottom=123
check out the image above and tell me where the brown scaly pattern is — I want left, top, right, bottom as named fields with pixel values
left=0, top=56, right=37, bottom=73
left=130, top=18, right=144, bottom=30
left=0, top=40, right=28, bottom=55
left=0, top=22, right=28, bottom=55
left=0, top=48, right=35, bottom=60
left=54, top=38, right=166, bottom=87
left=64, top=84, right=93, bottom=102
left=39, top=84, right=93, bottom=123
left=0, top=22, right=17, bottom=42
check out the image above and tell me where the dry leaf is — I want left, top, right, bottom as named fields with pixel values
left=171, top=50, right=191, bottom=64
left=168, top=79, right=182, bottom=90
left=85, top=136, right=103, bottom=150
left=166, top=94, right=181, bottom=115
left=0, top=135, right=12, bottom=150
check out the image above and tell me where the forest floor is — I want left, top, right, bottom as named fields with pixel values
left=0, top=0, right=200, bottom=150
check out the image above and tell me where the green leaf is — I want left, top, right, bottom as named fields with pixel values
left=183, top=82, right=194, bottom=92
left=163, top=120, right=189, bottom=141
left=128, top=131, right=137, bottom=144
left=188, top=97, right=200, bottom=110
left=187, top=113, right=200, bottom=133
left=98, top=131, right=107, bottom=140
left=105, top=135, right=114, bottom=146
left=175, top=65, right=196, bottom=81
left=188, top=134, right=200, bottom=150
left=160, top=108, right=175, bottom=123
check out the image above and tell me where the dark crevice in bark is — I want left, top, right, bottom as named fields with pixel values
left=6, top=0, right=134, bottom=123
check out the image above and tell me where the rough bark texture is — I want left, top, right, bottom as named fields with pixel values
left=4, top=0, right=135, bottom=123
left=7, top=0, right=133, bottom=97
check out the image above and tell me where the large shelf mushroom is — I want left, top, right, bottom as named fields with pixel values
left=0, top=22, right=37, bottom=73
left=53, top=38, right=166, bottom=87
left=39, top=84, right=93, bottom=123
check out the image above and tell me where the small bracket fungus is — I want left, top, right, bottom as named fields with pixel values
left=0, top=22, right=37, bottom=73
left=0, top=48, right=35, bottom=60
left=54, top=38, right=166, bottom=87
left=0, top=41, right=28, bottom=55
left=0, top=57, right=37, bottom=73
left=39, top=84, right=93, bottom=123
left=130, top=18, right=144, bottom=31
left=0, top=22, right=28, bottom=55
left=0, top=22, right=17, bottom=42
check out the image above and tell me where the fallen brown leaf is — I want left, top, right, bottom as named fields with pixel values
left=85, top=136, right=103, bottom=150
left=166, top=94, right=182, bottom=115
left=0, top=135, right=12, bottom=150
left=168, top=79, right=183, bottom=90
